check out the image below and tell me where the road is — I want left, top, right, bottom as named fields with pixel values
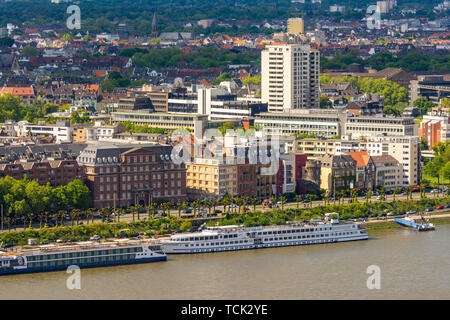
left=0, top=192, right=447, bottom=233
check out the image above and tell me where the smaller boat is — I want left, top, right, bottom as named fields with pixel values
left=394, top=215, right=435, bottom=231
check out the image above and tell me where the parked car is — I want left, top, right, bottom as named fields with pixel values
left=430, top=189, right=440, bottom=194
left=229, top=204, right=237, bottom=208
left=90, top=235, right=100, bottom=241
left=406, top=210, right=416, bottom=215
left=445, top=204, right=450, bottom=209
left=425, top=207, right=434, bottom=212
left=387, top=212, right=395, bottom=216
left=184, top=208, right=192, bottom=214
left=214, top=209, right=222, bottom=214
left=436, top=205, right=444, bottom=210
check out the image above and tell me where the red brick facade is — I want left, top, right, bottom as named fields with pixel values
left=0, top=159, right=84, bottom=186
left=79, top=146, right=186, bottom=209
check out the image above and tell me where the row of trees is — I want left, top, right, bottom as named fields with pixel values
left=320, top=74, right=409, bottom=115
left=2, top=192, right=448, bottom=245
left=423, top=141, right=450, bottom=186
left=321, top=50, right=450, bottom=73
left=0, top=177, right=91, bottom=231
left=0, top=94, right=59, bottom=123
left=131, top=47, right=258, bottom=69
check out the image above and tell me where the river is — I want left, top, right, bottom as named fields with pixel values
left=1, top=224, right=449, bottom=300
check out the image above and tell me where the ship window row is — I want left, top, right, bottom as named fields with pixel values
left=264, top=234, right=330, bottom=241
left=184, top=240, right=250, bottom=247
left=262, top=231, right=356, bottom=241
left=27, top=254, right=136, bottom=267
left=179, top=234, right=239, bottom=241
left=29, top=248, right=142, bottom=260
left=257, top=227, right=330, bottom=235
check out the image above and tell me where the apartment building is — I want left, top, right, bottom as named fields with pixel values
left=319, top=154, right=356, bottom=194
left=287, top=18, right=304, bottom=35
left=261, top=44, right=320, bottom=112
left=72, top=121, right=126, bottom=143
left=0, top=158, right=84, bottom=187
left=419, top=111, right=450, bottom=147
left=111, top=111, right=209, bottom=131
left=372, top=155, right=403, bottom=190
left=367, top=135, right=420, bottom=186
left=255, top=109, right=344, bottom=137
left=77, top=144, right=186, bottom=209
left=345, top=115, right=417, bottom=138
left=13, top=120, right=73, bottom=143
left=345, top=152, right=376, bottom=191
left=186, top=157, right=239, bottom=200
left=294, top=138, right=339, bottom=160
left=410, top=76, right=450, bottom=104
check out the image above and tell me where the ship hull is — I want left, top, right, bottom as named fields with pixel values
left=163, top=234, right=369, bottom=254
left=0, top=256, right=167, bottom=276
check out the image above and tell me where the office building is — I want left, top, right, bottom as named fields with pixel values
left=261, top=44, right=320, bottom=112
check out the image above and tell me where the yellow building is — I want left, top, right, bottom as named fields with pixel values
left=287, top=18, right=304, bottom=35
left=294, top=138, right=338, bottom=160
left=186, top=158, right=237, bottom=200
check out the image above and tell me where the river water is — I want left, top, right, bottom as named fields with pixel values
left=1, top=224, right=449, bottom=300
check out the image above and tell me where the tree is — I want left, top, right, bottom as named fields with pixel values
left=241, top=75, right=261, bottom=85
left=440, top=161, right=450, bottom=186
left=413, top=98, right=435, bottom=115
left=213, top=73, right=231, bottom=85
left=70, top=110, right=91, bottom=124
left=21, top=46, right=40, bottom=57
left=0, top=37, right=14, bottom=47
left=424, top=156, right=445, bottom=185
left=180, top=221, right=192, bottom=232
left=176, top=202, right=187, bottom=217
left=60, top=33, right=74, bottom=42
left=279, top=195, right=287, bottom=210
left=320, top=95, right=333, bottom=109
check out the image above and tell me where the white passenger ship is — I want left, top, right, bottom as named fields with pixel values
left=160, top=214, right=368, bottom=254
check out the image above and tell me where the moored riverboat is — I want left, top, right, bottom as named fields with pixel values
left=0, top=239, right=166, bottom=275
left=160, top=213, right=368, bottom=254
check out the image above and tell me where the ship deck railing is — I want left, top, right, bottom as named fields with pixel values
left=0, top=239, right=157, bottom=256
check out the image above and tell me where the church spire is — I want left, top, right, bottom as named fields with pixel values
left=152, top=12, right=159, bottom=38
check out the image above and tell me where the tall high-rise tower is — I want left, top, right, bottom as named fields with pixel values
left=152, top=12, right=159, bottom=38
left=261, top=44, right=320, bottom=112
left=287, top=18, right=304, bottom=35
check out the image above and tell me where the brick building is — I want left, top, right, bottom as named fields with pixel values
left=0, top=158, right=84, bottom=186
left=77, top=144, right=186, bottom=209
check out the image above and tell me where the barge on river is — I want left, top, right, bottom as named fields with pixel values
left=394, top=217, right=435, bottom=231
left=0, top=239, right=166, bottom=275
left=160, top=213, right=368, bottom=254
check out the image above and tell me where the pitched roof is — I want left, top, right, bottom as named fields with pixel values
left=345, top=151, right=372, bottom=167
left=0, top=86, right=34, bottom=96
left=371, top=155, right=398, bottom=164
